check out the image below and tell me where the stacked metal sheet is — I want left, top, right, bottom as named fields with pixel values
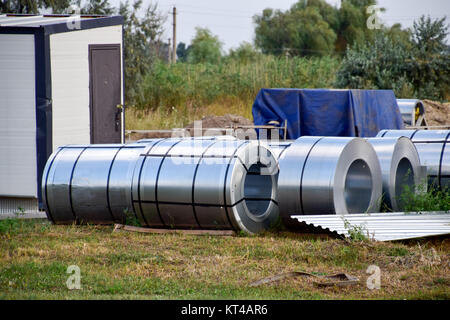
left=292, top=212, right=450, bottom=241
left=377, top=129, right=450, bottom=189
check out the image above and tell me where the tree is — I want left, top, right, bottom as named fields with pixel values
left=176, top=42, right=190, bottom=62
left=187, top=27, right=223, bottom=64
left=335, top=15, right=450, bottom=100
left=253, top=0, right=383, bottom=56
left=118, top=0, right=166, bottom=105
left=409, top=15, right=450, bottom=99
left=73, top=0, right=114, bottom=14
left=0, top=0, right=71, bottom=13
left=228, top=41, right=261, bottom=64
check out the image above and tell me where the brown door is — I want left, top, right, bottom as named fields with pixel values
left=89, top=44, right=121, bottom=143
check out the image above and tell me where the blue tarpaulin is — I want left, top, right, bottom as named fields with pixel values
left=252, top=89, right=404, bottom=139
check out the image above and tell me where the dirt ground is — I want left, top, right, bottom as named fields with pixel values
left=423, top=100, right=450, bottom=126
left=129, top=114, right=255, bottom=141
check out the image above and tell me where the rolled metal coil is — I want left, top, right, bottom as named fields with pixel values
left=377, top=129, right=450, bottom=189
left=137, top=135, right=237, bottom=144
left=366, top=137, right=426, bottom=211
left=132, top=139, right=279, bottom=234
left=42, top=144, right=146, bottom=224
left=276, top=137, right=382, bottom=228
left=396, top=99, right=424, bottom=126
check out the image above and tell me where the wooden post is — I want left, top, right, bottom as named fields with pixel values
left=172, top=6, right=177, bottom=63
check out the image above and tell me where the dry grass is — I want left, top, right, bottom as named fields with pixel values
left=0, top=219, right=449, bottom=300
left=125, top=97, right=253, bottom=131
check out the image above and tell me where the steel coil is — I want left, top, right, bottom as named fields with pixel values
left=42, top=144, right=146, bottom=224
left=396, top=99, right=425, bottom=126
left=137, top=136, right=237, bottom=144
left=377, top=129, right=450, bottom=189
left=276, top=137, right=382, bottom=228
left=132, top=139, right=279, bottom=234
left=366, top=137, right=426, bottom=211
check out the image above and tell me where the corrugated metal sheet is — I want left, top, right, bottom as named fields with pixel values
left=291, top=212, right=450, bottom=241
left=0, top=197, right=39, bottom=214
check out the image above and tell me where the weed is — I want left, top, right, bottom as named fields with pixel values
left=342, top=218, right=369, bottom=242
left=398, top=182, right=450, bottom=212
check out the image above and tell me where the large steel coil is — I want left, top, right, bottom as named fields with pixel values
left=396, top=99, right=425, bottom=126
left=131, top=139, right=279, bottom=234
left=377, top=130, right=450, bottom=189
left=275, top=137, right=383, bottom=228
left=42, top=144, right=146, bottom=224
left=366, top=137, right=426, bottom=211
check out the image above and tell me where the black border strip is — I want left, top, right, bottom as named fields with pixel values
left=133, top=198, right=277, bottom=208
left=68, top=147, right=88, bottom=222
left=299, top=138, right=324, bottom=215
left=140, top=154, right=237, bottom=158
left=438, top=132, right=450, bottom=188
left=154, top=140, right=184, bottom=227
left=43, top=147, right=64, bottom=223
left=105, top=146, right=124, bottom=222
left=412, top=140, right=449, bottom=144
left=135, top=139, right=168, bottom=226
left=380, top=130, right=388, bottom=137
left=223, top=141, right=248, bottom=230
left=409, top=129, right=419, bottom=139
left=0, top=16, right=124, bottom=35
left=191, top=141, right=219, bottom=228
left=34, top=28, right=53, bottom=209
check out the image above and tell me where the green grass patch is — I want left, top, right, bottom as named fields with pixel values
left=0, top=219, right=449, bottom=299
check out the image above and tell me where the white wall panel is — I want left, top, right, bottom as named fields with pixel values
left=50, top=25, right=123, bottom=149
left=0, top=34, right=37, bottom=197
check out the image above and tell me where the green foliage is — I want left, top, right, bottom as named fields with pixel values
left=336, top=15, right=450, bottom=100
left=176, top=42, right=190, bottom=62
left=409, top=16, right=450, bottom=100
left=227, top=42, right=261, bottom=64
left=75, top=0, right=114, bottom=14
left=342, top=218, right=368, bottom=241
left=187, top=27, right=223, bottom=64
left=118, top=0, right=165, bottom=105
left=134, top=55, right=340, bottom=111
left=0, top=0, right=71, bottom=13
left=398, top=183, right=450, bottom=212
left=124, top=208, right=141, bottom=227
left=253, top=0, right=377, bottom=56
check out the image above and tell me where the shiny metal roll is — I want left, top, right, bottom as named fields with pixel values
left=268, top=141, right=293, bottom=159
left=396, top=99, right=425, bottom=126
left=137, top=135, right=236, bottom=144
left=132, top=139, right=279, bottom=234
left=376, top=129, right=450, bottom=189
left=42, top=144, right=146, bottom=224
left=277, top=137, right=382, bottom=228
left=366, top=137, right=425, bottom=211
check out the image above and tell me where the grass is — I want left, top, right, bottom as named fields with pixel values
left=126, top=55, right=340, bottom=130
left=0, top=219, right=449, bottom=300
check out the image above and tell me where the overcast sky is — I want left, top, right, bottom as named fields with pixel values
left=110, top=0, right=450, bottom=51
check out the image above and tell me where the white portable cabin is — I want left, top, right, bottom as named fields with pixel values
left=0, top=14, right=125, bottom=214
